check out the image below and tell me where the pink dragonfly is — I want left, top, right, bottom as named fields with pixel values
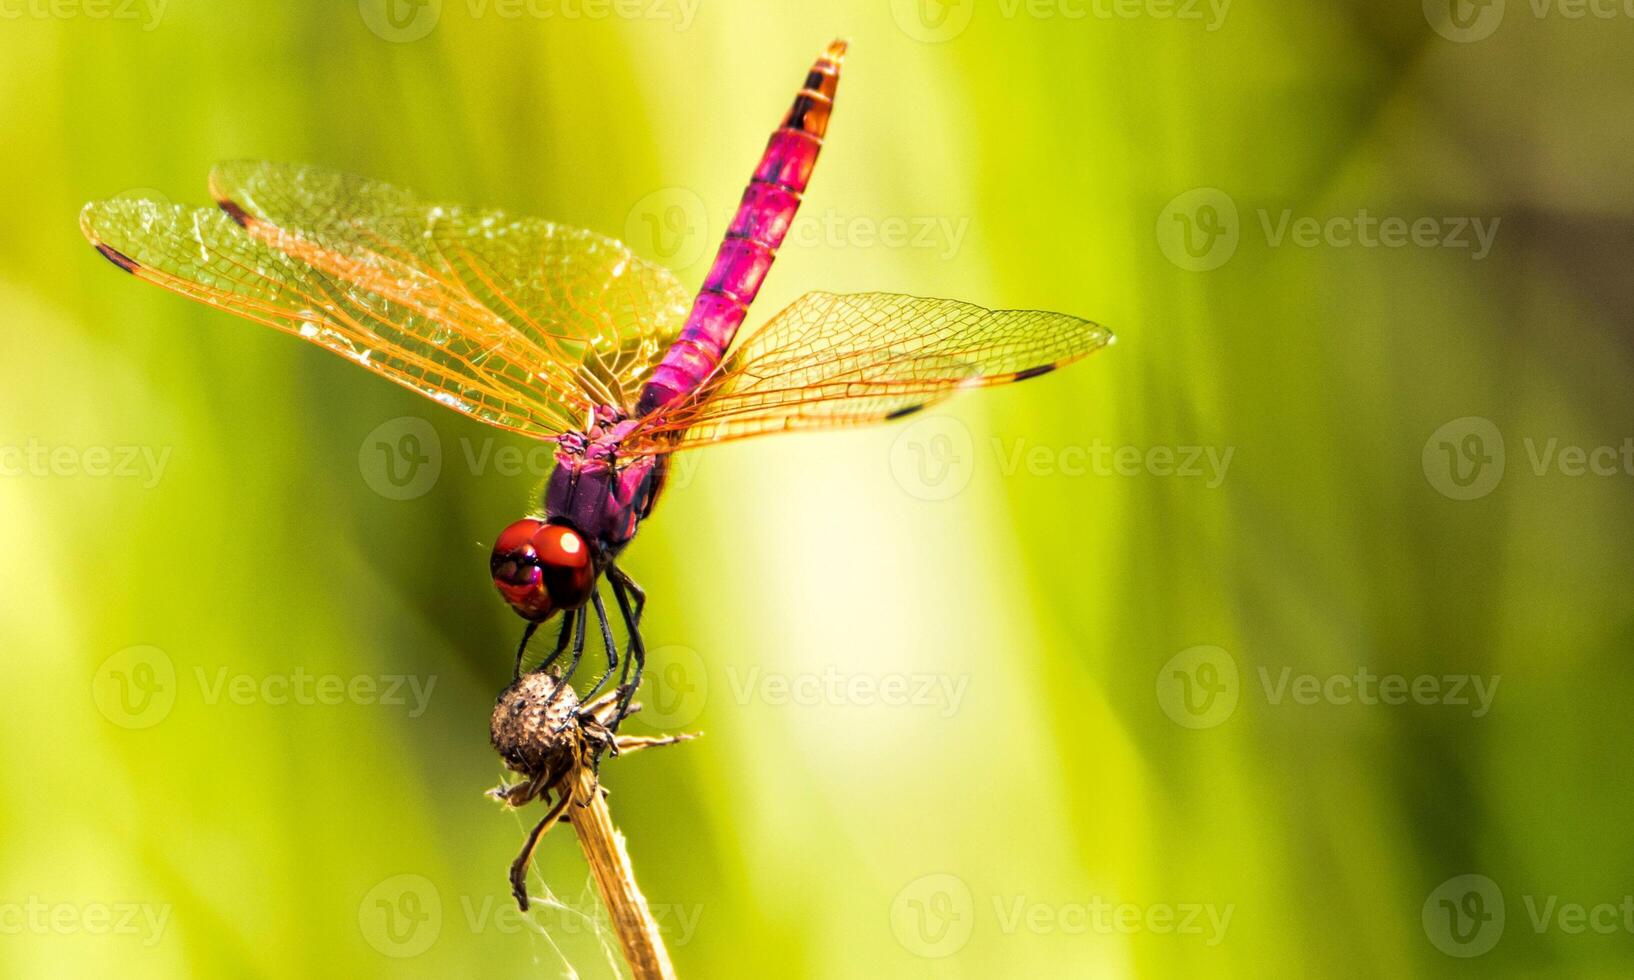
left=80, top=40, right=1113, bottom=727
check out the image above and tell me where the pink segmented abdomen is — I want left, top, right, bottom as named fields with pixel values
left=637, top=40, right=846, bottom=416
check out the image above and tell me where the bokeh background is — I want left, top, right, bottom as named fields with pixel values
left=3, top=0, right=1632, bottom=976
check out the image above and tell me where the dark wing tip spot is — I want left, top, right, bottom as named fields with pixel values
left=1012, top=364, right=1057, bottom=382
left=216, top=197, right=253, bottom=228
left=885, top=404, right=925, bottom=421
left=94, top=243, right=140, bottom=274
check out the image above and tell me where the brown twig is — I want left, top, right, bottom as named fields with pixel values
left=567, top=764, right=677, bottom=980
left=489, top=673, right=695, bottom=980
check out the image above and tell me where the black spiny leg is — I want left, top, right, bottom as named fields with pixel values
left=607, top=564, right=646, bottom=706
left=608, top=563, right=646, bottom=627
left=511, top=621, right=539, bottom=682
left=607, top=568, right=647, bottom=732
left=582, top=590, right=621, bottom=703
left=518, top=608, right=577, bottom=681
left=546, top=604, right=589, bottom=705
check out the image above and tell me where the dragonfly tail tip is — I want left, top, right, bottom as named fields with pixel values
left=824, top=38, right=849, bottom=63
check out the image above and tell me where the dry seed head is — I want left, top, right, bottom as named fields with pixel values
left=491, top=672, right=581, bottom=775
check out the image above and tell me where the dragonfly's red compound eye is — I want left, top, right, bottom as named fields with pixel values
left=489, top=519, right=595, bottom=621
left=491, top=519, right=550, bottom=619
left=529, top=523, right=596, bottom=610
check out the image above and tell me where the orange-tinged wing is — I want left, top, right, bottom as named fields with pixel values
left=81, top=197, right=587, bottom=436
left=625, top=291, right=1113, bottom=453
left=207, top=161, right=692, bottom=409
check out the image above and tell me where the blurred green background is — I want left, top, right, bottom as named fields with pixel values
left=4, top=0, right=1633, bottom=976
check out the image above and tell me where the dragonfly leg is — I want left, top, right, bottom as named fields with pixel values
left=508, top=789, right=573, bottom=912
left=546, top=607, right=589, bottom=706
left=511, top=621, right=539, bottom=682
left=522, top=608, right=577, bottom=680
left=580, top=589, right=621, bottom=705
left=608, top=564, right=646, bottom=627
left=607, top=570, right=647, bottom=732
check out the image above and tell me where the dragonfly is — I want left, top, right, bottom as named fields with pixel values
left=80, top=39, right=1114, bottom=730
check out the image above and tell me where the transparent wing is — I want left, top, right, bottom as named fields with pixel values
left=625, top=291, right=1113, bottom=453
left=208, top=161, right=693, bottom=408
left=80, top=198, right=582, bottom=436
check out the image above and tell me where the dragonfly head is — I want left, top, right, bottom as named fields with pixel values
left=489, top=518, right=596, bottom=621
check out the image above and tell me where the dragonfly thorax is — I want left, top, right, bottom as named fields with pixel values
left=489, top=404, right=665, bottom=622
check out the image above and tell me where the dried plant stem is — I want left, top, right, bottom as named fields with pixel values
left=567, top=766, right=676, bottom=980
left=491, top=677, right=694, bottom=979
